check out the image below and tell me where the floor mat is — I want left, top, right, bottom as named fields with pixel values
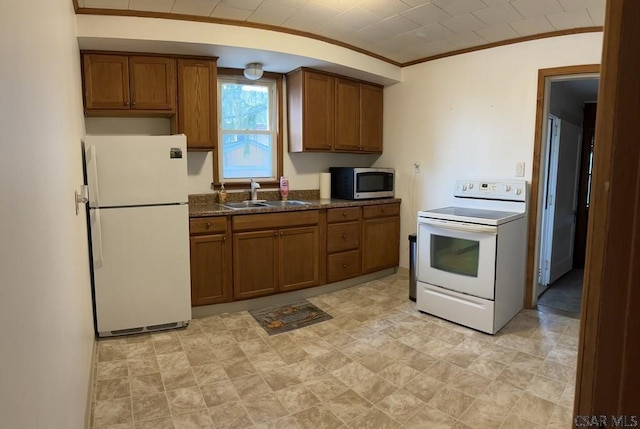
left=249, top=299, right=332, bottom=335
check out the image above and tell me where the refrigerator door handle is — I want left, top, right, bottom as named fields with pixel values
left=87, top=145, right=100, bottom=207
left=90, top=209, right=104, bottom=268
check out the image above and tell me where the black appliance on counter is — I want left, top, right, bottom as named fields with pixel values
left=329, top=167, right=394, bottom=200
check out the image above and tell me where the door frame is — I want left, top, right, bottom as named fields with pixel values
left=538, top=114, right=560, bottom=292
left=524, top=64, right=600, bottom=308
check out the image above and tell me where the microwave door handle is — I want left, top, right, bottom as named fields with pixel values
left=419, top=218, right=497, bottom=234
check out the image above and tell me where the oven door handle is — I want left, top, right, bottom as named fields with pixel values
left=418, top=218, right=497, bottom=234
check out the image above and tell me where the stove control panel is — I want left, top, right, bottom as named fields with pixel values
left=455, top=180, right=526, bottom=201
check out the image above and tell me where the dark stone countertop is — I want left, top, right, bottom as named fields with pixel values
left=188, top=192, right=401, bottom=218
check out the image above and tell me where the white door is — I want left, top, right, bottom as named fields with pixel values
left=91, top=204, right=191, bottom=335
left=539, top=116, right=582, bottom=286
left=416, top=218, right=497, bottom=300
left=85, top=134, right=187, bottom=207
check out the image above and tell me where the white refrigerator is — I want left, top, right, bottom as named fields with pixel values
left=84, top=134, right=191, bottom=337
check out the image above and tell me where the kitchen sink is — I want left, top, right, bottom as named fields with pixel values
left=222, top=201, right=269, bottom=209
left=222, top=200, right=311, bottom=210
left=262, top=200, right=311, bottom=207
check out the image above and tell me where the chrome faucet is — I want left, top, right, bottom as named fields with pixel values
left=250, top=179, right=261, bottom=201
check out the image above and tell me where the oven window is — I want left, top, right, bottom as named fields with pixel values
left=431, top=235, right=480, bottom=277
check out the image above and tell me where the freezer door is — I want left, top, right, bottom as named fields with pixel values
left=91, top=204, right=191, bottom=335
left=85, top=134, right=187, bottom=207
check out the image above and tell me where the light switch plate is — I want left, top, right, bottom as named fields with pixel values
left=516, top=162, right=525, bottom=177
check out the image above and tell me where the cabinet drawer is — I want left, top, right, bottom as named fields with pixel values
left=190, top=217, right=227, bottom=235
left=327, top=207, right=361, bottom=223
left=233, top=210, right=319, bottom=231
left=327, top=222, right=360, bottom=253
left=362, top=203, right=400, bottom=219
left=327, top=250, right=361, bottom=283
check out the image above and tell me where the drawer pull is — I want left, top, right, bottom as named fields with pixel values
left=206, top=222, right=211, bottom=228
left=342, top=263, right=347, bottom=268
left=342, top=234, right=347, bottom=239
left=342, top=212, right=347, bottom=217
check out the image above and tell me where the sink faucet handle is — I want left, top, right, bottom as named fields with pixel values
left=250, top=179, right=261, bottom=201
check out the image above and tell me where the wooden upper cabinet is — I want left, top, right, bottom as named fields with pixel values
left=360, top=83, right=384, bottom=153
left=334, top=78, right=360, bottom=151
left=82, top=54, right=130, bottom=109
left=288, top=69, right=334, bottom=151
left=177, top=58, right=218, bottom=150
left=287, top=68, right=383, bottom=154
left=82, top=53, right=176, bottom=115
left=129, top=56, right=176, bottom=110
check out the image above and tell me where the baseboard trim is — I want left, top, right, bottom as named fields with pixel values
left=396, top=266, right=409, bottom=277
left=84, top=339, right=97, bottom=429
left=192, top=268, right=397, bottom=318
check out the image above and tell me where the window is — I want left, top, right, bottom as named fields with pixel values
left=216, top=71, right=282, bottom=186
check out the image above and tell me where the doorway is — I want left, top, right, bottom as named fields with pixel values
left=525, top=65, right=600, bottom=317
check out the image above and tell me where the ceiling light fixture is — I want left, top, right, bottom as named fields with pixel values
left=243, top=62, right=264, bottom=80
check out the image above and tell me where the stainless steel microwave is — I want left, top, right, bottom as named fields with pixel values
left=329, top=167, right=395, bottom=200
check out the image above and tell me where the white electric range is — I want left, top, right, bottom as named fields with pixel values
left=416, top=179, right=527, bottom=334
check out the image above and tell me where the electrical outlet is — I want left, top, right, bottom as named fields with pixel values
left=515, top=161, right=525, bottom=177
left=413, top=162, right=421, bottom=173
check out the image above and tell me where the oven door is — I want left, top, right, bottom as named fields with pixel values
left=417, top=217, right=497, bottom=300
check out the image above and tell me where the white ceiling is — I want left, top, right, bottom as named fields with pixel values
left=552, top=78, right=599, bottom=103
left=76, top=0, right=605, bottom=65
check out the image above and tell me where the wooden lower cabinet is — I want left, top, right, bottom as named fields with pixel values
left=327, top=250, right=361, bottom=283
left=189, top=204, right=399, bottom=305
left=362, top=203, right=401, bottom=273
left=233, top=230, right=279, bottom=300
left=189, top=217, right=232, bottom=306
left=326, top=207, right=362, bottom=282
left=232, top=211, right=324, bottom=300
left=279, top=226, right=321, bottom=292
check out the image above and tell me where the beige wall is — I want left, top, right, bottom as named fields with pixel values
left=377, top=32, right=603, bottom=269
left=84, top=94, right=380, bottom=195
left=0, top=0, right=95, bottom=427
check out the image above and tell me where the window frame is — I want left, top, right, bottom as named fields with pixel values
left=214, top=68, right=283, bottom=189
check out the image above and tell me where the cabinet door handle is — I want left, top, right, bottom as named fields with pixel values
left=131, top=100, right=136, bottom=107
left=222, top=236, right=226, bottom=241
left=123, top=100, right=128, bottom=106
left=274, top=232, right=278, bottom=237
left=279, top=231, right=283, bottom=236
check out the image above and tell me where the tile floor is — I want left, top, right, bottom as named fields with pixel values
left=537, top=269, right=584, bottom=317
left=90, top=273, right=579, bottom=428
